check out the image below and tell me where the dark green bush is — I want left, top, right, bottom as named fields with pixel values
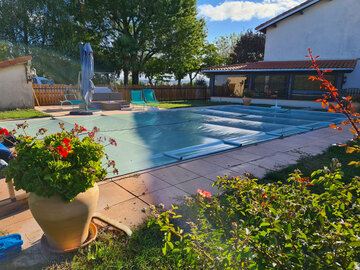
left=149, top=159, right=360, bottom=269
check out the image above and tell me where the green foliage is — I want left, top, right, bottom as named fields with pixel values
left=243, top=89, right=254, bottom=98
left=149, top=160, right=360, bottom=269
left=4, top=124, right=107, bottom=202
left=194, top=78, right=207, bottom=87
left=47, top=225, right=175, bottom=270
left=230, top=29, right=265, bottom=64
left=84, top=0, right=206, bottom=85
left=264, top=140, right=360, bottom=185
left=213, top=33, right=242, bottom=65
left=0, top=109, right=50, bottom=119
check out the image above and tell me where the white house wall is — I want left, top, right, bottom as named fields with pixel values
left=0, top=63, right=34, bottom=110
left=264, top=0, right=360, bottom=61
left=344, top=62, right=360, bottom=89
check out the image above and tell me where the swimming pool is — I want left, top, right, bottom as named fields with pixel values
left=1, top=105, right=345, bottom=176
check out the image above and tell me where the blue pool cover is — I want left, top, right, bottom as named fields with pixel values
left=0, top=105, right=345, bottom=176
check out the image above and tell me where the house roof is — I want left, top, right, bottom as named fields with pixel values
left=256, top=0, right=321, bottom=33
left=0, top=56, right=32, bottom=69
left=202, top=59, right=358, bottom=73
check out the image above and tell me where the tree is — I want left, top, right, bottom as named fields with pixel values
left=230, top=30, right=265, bottom=64
left=214, top=33, right=242, bottom=65
left=0, top=0, right=102, bottom=84
left=83, top=0, right=205, bottom=85
left=144, top=56, right=168, bottom=86
left=165, top=15, right=207, bottom=86
left=185, top=43, right=225, bottom=85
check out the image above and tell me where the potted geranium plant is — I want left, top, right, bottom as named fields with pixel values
left=242, top=89, right=254, bottom=106
left=2, top=122, right=117, bottom=251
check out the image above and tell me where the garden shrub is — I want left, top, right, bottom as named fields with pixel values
left=149, top=159, right=360, bottom=269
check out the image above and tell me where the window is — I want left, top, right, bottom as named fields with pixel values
left=293, top=75, right=336, bottom=92
left=214, top=75, right=248, bottom=97
left=254, top=75, right=288, bottom=98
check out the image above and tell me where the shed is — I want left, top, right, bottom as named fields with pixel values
left=0, top=56, right=34, bottom=110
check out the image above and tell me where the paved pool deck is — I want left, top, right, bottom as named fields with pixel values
left=0, top=106, right=354, bottom=269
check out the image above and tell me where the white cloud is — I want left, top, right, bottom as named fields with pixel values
left=198, top=0, right=305, bottom=22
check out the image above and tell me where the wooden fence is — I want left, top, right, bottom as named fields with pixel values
left=33, top=84, right=209, bottom=106
left=115, top=85, right=209, bottom=102
left=33, top=84, right=80, bottom=106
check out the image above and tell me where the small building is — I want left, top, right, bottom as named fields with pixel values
left=0, top=56, right=34, bottom=111
left=204, top=0, right=360, bottom=101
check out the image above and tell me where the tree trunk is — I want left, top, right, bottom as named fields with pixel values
left=123, top=70, right=129, bottom=86
left=177, top=79, right=181, bottom=86
left=132, top=71, right=139, bottom=85
left=189, top=74, right=193, bottom=86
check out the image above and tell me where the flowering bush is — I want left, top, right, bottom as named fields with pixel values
left=3, top=122, right=117, bottom=202
left=149, top=162, right=360, bottom=269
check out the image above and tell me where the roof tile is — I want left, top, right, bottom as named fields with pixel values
left=0, top=56, right=32, bottom=69
left=203, top=59, right=358, bottom=72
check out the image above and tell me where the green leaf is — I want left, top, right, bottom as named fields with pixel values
left=349, top=241, right=360, bottom=247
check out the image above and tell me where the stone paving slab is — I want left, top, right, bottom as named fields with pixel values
left=175, top=177, right=220, bottom=196
left=96, top=182, right=134, bottom=212
left=179, top=159, right=224, bottom=176
left=114, top=173, right=171, bottom=197
left=0, top=126, right=354, bottom=269
left=230, top=163, right=269, bottom=179
left=249, top=152, right=300, bottom=171
left=202, top=168, right=238, bottom=182
left=202, top=153, right=244, bottom=168
left=139, top=186, right=189, bottom=209
left=149, top=166, right=199, bottom=185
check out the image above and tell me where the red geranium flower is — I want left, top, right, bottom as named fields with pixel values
left=57, top=145, right=69, bottom=158
left=80, top=126, right=87, bottom=132
left=197, top=189, right=211, bottom=199
left=62, top=137, right=70, bottom=146
left=0, top=128, right=9, bottom=136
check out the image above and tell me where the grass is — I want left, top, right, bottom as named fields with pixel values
left=45, top=224, right=174, bottom=270
left=0, top=109, right=50, bottom=120
left=262, top=140, right=360, bottom=185
left=46, top=139, right=359, bottom=269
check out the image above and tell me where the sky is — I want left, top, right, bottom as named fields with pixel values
left=197, top=0, right=305, bottom=42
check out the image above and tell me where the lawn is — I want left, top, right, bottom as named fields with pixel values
left=0, top=109, right=50, bottom=120
left=46, top=139, right=360, bottom=269
left=262, top=141, right=360, bottom=185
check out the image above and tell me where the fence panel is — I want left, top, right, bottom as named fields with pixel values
left=33, top=84, right=209, bottom=105
left=115, top=85, right=209, bottom=102
left=33, top=84, right=80, bottom=106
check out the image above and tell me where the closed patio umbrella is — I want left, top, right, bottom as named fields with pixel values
left=79, top=42, right=95, bottom=110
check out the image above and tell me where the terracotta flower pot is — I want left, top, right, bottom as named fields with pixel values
left=242, top=97, right=252, bottom=106
left=28, top=183, right=99, bottom=250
